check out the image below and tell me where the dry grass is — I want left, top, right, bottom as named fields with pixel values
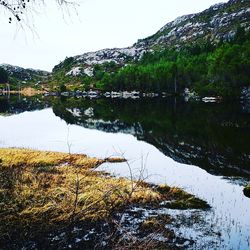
left=0, top=148, right=160, bottom=235
left=0, top=148, right=209, bottom=245
left=0, top=148, right=101, bottom=169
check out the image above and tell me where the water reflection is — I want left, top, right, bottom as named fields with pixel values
left=1, top=95, right=250, bottom=178
left=0, top=95, right=250, bottom=249
left=0, top=95, right=49, bottom=115
left=53, top=97, right=250, bottom=178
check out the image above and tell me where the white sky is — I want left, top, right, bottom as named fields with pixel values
left=0, top=0, right=228, bottom=71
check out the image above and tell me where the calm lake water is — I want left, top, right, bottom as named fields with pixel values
left=0, top=95, right=250, bottom=249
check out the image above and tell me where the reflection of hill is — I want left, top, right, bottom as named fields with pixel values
left=52, top=97, right=250, bottom=178
left=0, top=96, right=50, bottom=115
left=1, top=96, right=248, bottom=177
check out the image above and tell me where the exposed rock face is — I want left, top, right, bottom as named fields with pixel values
left=54, top=0, right=250, bottom=76
left=74, top=47, right=146, bottom=66
left=0, top=64, right=50, bottom=83
left=139, top=0, right=250, bottom=48
left=57, top=47, right=148, bottom=77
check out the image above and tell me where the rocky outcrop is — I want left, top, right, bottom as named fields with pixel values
left=139, top=0, right=250, bottom=48
left=56, top=47, right=148, bottom=77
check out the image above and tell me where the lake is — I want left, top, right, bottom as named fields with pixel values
left=0, top=95, right=250, bottom=249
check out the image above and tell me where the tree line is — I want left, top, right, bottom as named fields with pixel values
left=94, top=27, right=250, bottom=97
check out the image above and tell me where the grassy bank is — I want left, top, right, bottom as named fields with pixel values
left=0, top=148, right=209, bottom=249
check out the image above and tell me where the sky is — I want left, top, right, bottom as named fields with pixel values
left=0, top=0, right=228, bottom=71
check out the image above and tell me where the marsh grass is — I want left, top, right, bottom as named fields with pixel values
left=0, top=148, right=209, bottom=248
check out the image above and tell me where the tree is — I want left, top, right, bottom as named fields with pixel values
left=0, top=0, right=77, bottom=24
left=60, top=83, right=67, bottom=92
left=0, top=67, right=8, bottom=83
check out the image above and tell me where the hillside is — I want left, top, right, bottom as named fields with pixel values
left=0, top=64, right=50, bottom=90
left=137, top=0, right=249, bottom=48
left=50, top=0, right=250, bottom=97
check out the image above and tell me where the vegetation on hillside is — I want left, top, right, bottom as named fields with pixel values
left=50, top=28, right=250, bottom=98
left=0, top=64, right=50, bottom=92
left=95, top=28, right=250, bottom=97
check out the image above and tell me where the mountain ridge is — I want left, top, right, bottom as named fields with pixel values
left=1, top=0, right=249, bottom=95
left=53, top=0, right=249, bottom=78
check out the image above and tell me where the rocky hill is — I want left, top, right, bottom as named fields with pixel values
left=0, top=64, right=50, bottom=85
left=137, top=0, right=249, bottom=48
left=53, top=0, right=250, bottom=78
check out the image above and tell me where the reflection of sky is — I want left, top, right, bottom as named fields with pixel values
left=0, top=108, right=249, bottom=249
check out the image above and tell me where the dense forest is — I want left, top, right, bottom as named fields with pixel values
left=94, top=28, right=250, bottom=97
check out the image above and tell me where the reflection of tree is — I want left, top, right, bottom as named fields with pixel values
left=1, top=95, right=249, bottom=177
left=51, top=97, right=250, bottom=177
left=0, top=95, right=49, bottom=114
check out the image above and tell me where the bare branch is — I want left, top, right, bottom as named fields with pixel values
left=0, top=0, right=79, bottom=25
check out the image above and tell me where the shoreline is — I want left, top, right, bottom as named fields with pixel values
left=3, top=88, right=248, bottom=102
left=1, top=88, right=225, bottom=103
left=0, top=87, right=46, bottom=97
